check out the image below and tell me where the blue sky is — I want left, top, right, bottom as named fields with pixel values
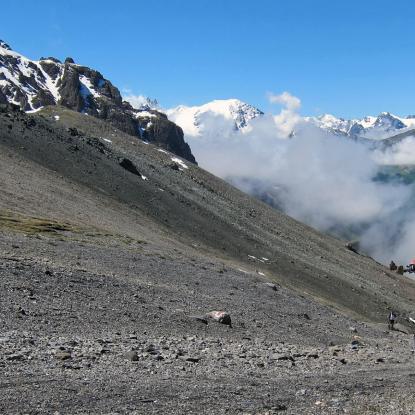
left=2, top=0, right=415, bottom=118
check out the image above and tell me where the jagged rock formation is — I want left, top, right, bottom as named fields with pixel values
left=0, top=40, right=195, bottom=162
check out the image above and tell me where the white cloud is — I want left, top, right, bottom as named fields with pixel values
left=373, top=136, right=415, bottom=165
left=183, top=91, right=415, bottom=264
left=268, top=91, right=301, bottom=111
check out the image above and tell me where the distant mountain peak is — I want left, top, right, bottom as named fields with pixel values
left=307, top=111, right=414, bottom=140
left=167, top=98, right=263, bottom=136
left=0, top=40, right=11, bottom=50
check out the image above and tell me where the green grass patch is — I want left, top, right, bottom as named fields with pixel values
left=0, top=211, right=77, bottom=235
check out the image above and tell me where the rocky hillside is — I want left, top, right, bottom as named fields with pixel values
left=0, top=40, right=195, bottom=163
left=2, top=103, right=415, bottom=413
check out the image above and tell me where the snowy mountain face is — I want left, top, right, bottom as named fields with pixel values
left=0, top=40, right=195, bottom=162
left=166, top=99, right=263, bottom=137
left=0, top=41, right=62, bottom=110
left=306, top=112, right=415, bottom=140
left=166, top=96, right=415, bottom=143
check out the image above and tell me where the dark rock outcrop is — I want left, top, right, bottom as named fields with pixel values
left=0, top=40, right=196, bottom=163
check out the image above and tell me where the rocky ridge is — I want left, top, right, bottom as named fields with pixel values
left=0, top=40, right=195, bottom=162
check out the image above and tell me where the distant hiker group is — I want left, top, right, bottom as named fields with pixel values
left=389, top=259, right=415, bottom=275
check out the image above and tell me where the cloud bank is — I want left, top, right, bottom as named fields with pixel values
left=184, top=92, right=415, bottom=265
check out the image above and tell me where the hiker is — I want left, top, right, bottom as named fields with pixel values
left=407, top=261, right=415, bottom=273
left=390, top=261, right=397, bottom=271
left=412, top=334, right=415, bottom=354
left=388, top=311, right=397, bottom=330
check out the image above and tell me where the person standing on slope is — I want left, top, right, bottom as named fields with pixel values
left=388, top=311, right=397, bottom=330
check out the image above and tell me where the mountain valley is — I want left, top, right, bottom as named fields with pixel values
left=2, top=39, right=415, bottom=414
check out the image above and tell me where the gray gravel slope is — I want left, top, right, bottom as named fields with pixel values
left=1, top=105, right=415, bottom=413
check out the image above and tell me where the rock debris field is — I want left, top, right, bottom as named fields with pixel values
left=2, top=105, right=415, bottom=413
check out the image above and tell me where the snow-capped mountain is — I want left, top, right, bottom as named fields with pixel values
left=166, top=95, right=415, bottom=143
left=306, top=112, right=415, bottom=140
left=0, top=39, right=120, bottom=113
left=0, top=40, right=195, bottom=162
left=166, top=99, right=263, bottom=137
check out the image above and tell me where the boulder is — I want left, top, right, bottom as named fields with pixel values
left=263, top=282, right=278, bottom=291
left=206, top=311, right=232, bottom=327
left=55, top=351, right=72, bottom=360
left=345, top=241, right=359, bottom=254
left=125, top=351, right=139, bottom=361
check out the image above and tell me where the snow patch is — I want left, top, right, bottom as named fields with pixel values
left=171, top=157, right=189, bottom=169
left=134, top=111, right=156, bottom=119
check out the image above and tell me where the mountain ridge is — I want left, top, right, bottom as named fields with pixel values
left=166, top=96, right=415, bottom=142
left=0, top=40, right=196, bottom=162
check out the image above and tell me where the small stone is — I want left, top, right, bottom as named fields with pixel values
left=55, top=351, right=72, bottom=361
left=125, top=351, right=139, bottom=361
left=349, top=327, right=357, bottom=333
left=264, top=282, right=278, bottom=291
left=272, top=403, right=287, bottom=411
left=186, top=357, right=200, bottom=363
left=6, top=353, right=24, bottom=361
left=271, top=353, right=294, bottom=362
left=145, top=344, right=157, bottom=353
left=339, top=358, right=347, bottom=364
